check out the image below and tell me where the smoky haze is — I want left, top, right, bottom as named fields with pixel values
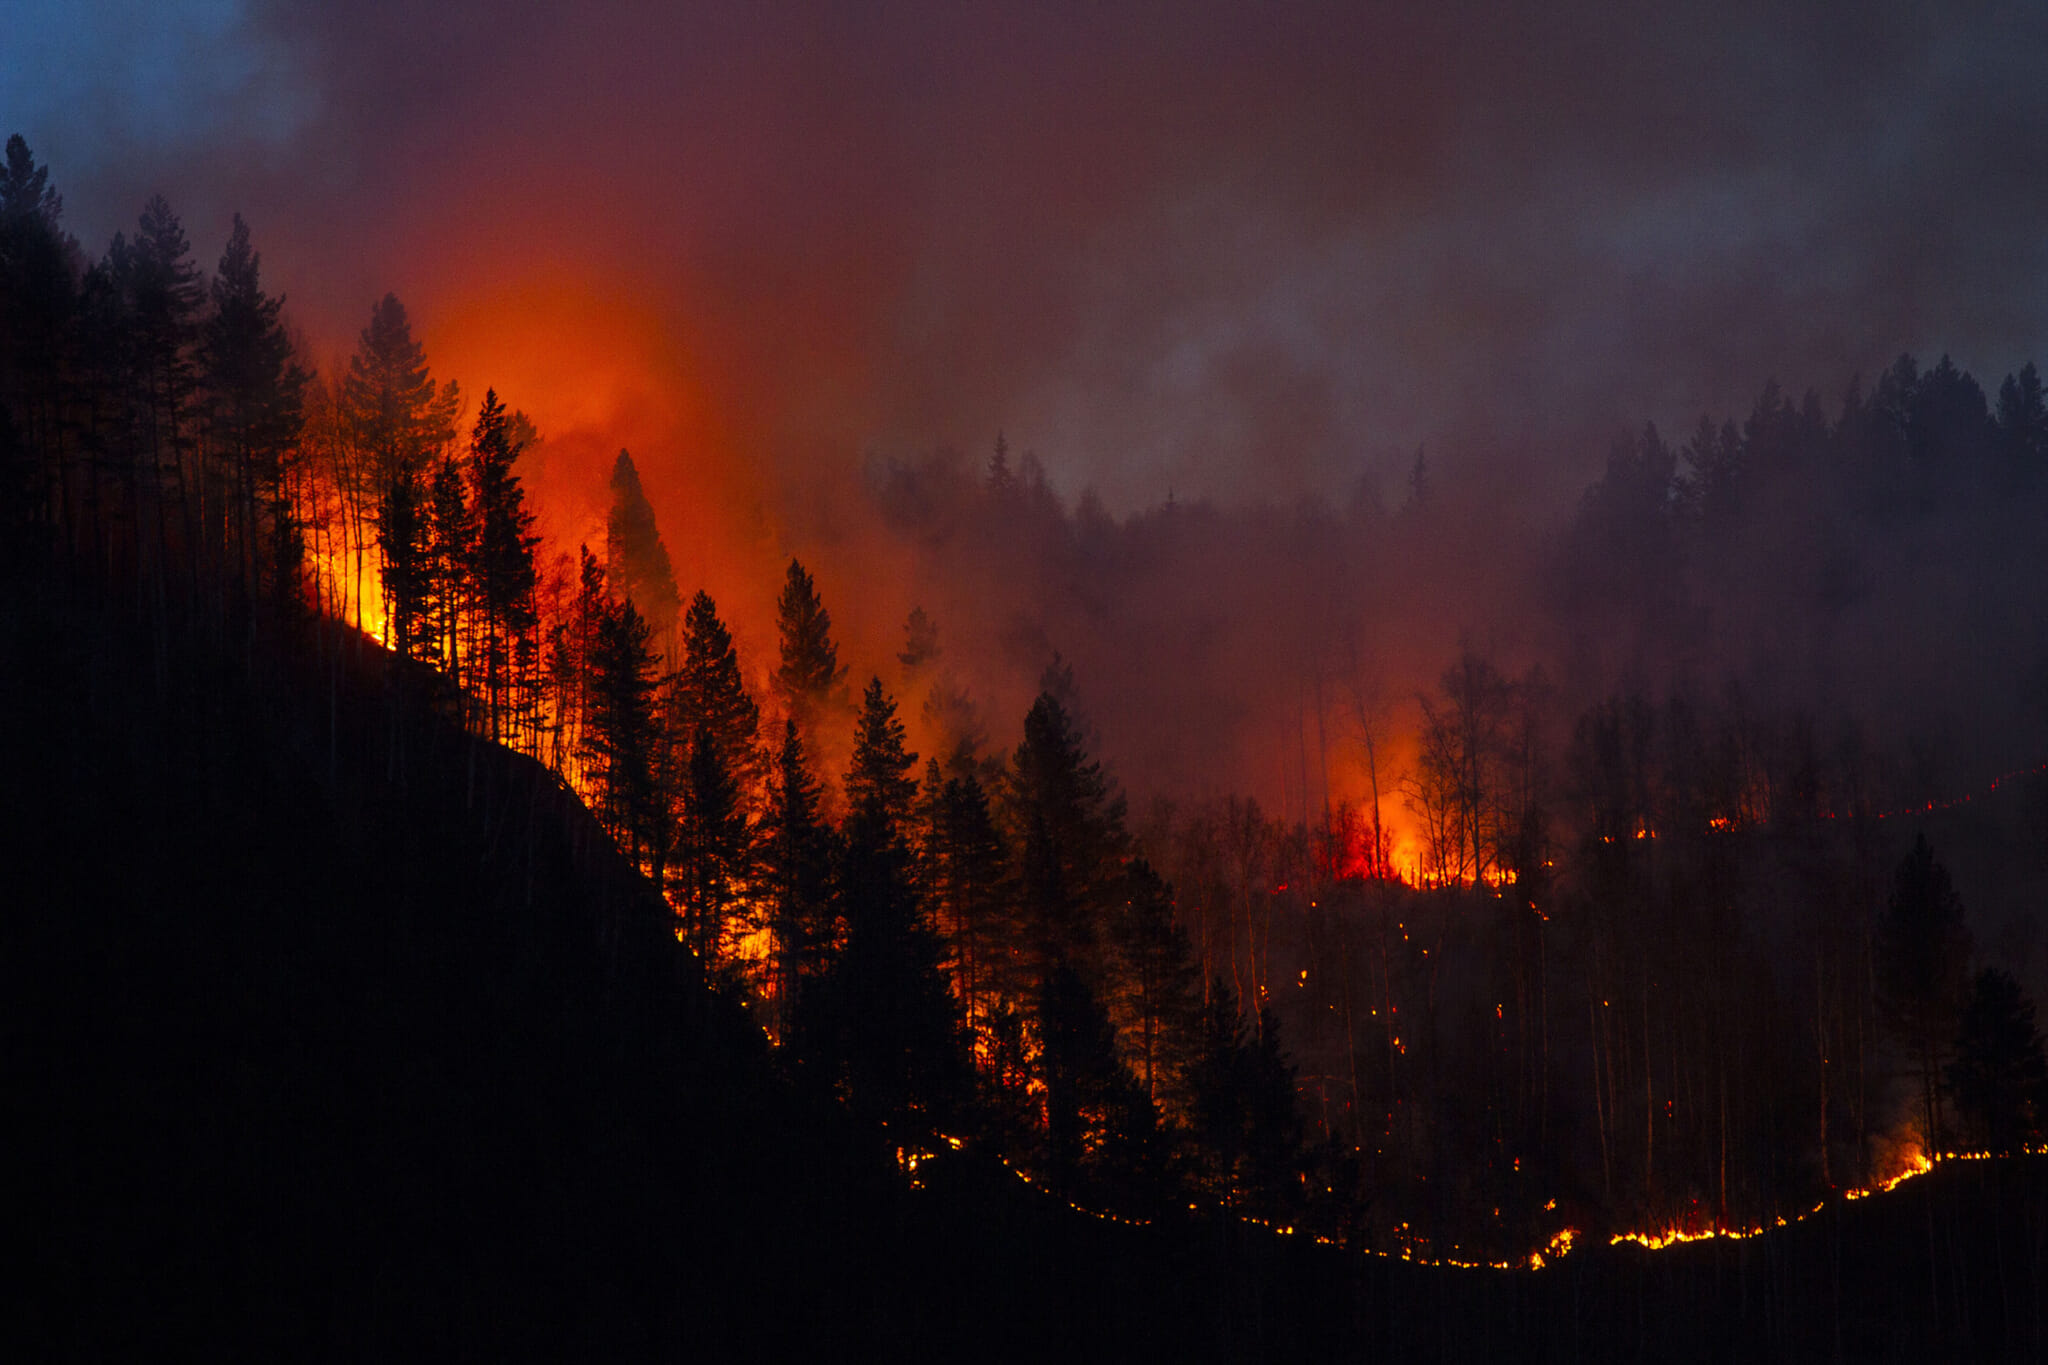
left=14, top=0, right=2048, bottom=817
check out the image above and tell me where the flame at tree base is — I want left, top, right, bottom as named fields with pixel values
left=1843, top=1148, right=1935, bottom=1201
left=1596, top=1144, right=2048, bottom=1257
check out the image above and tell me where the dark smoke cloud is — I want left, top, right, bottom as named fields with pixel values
left=13, top=0, right=2048, bottom=826
left=21, top=0, right=2048, bottom=509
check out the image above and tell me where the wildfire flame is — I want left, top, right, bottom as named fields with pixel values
left=1842, top=1148, right=1934, bottom=1200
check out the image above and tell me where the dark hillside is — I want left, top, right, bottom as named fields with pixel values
left=1540, top=1159, right=2048, bottom=1363
left=6, top=563, right=2046, bottom=1362
left=0, top=573, right=905, bottom=1358
left=0, top=568, right=1387, bottom=1360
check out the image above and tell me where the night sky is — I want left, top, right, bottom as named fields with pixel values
left=14, top=0, right=2048, bottom=516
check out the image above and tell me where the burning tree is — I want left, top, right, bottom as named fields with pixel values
left=775, top=557, right=849, bottom=741
left=342, top=293, right=457, bottom=645
left=605, top=448, right=679, bottom=645
left=582, top=588, right=664, bottom=867
left=663, top=591, right=761, bottom=958
left=466, top=389, right=539, bottom=739
left=759, top=716, right=836, bottom=1041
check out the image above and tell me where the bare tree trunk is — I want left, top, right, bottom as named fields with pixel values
left=1718, top=1006, right=1731, bottom=1224
left=1816, top=934, right=1831, bottom=1186
left=1591, top=988, right=1612, bottom=1202
left=1643, top=970, right=1654, bottom=1204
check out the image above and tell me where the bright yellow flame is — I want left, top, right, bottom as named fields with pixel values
left=307, top=545, right=391, bottom=648
left=1844, top=1149, right=1933, bottom=1200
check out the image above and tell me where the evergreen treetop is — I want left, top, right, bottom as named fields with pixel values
left=204, top=214, right=307, bottom=467
left=345, top=292, right=456, bottom=488
left=847, top=676, right=918, bottom=847
left=673, top=589, right=760, bottom=786
left=775, top=557, right=846, bottom=717
left=0, top=134, right=61, bottom=226
left=467, top=387, right=539, bottom=632
left=605, top=449, right=679, bottom=635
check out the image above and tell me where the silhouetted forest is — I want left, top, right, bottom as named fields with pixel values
left=7, top=132, right=2048, bottom=1358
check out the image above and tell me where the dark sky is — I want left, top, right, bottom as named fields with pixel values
left=15, top=0, right=2048, bottom=516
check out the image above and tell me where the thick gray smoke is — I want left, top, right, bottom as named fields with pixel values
left=11, top=0, right=2048, bottom=835
left=17, top=0, right=2048, bottom=510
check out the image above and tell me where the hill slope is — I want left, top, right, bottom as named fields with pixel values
left=6, top=569, right=2047, bottom=1362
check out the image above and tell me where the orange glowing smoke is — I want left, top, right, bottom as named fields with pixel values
left=414, top=263, right=944, bottom=715
left=423, top=268, right=742, bottom=554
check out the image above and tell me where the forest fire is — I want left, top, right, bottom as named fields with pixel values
left=1598, top=1145, right=2048, bottom=1254
left=1528, top=1227, right=1576, bottom=1269
left=1610, top=1213, right=1794, bottom=1252
left=10, top=0, right=2048, bottom=1341
left=306, top=546, right=389, bottom=647
left=1844, top=1150, right=1934, bottom=1200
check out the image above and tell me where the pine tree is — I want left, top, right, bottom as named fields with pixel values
left=760, top=716, right=837, bottom=1040
left=1009, top=688, right=1127, bottom=985
left=915, top=764, right=1016, bottom=1037
left=674, top=716, right=752, bottom=962
left=1037, top=961, right=1156, bottom=1196
left=670, top=590, right=761, bottom=787
left=545, top=545, right=609, bottom=785
left=375, top=464, right=431, bottom=660
left=343, top=294, right=456, bottom=636
left=605, top=449, right=679, bottom=641
left=344, top=293, right=455, bottom=493
left=75, top=247, right=142, bottom=543
left=0, top=135, right=62, bottom=236
left=1877, top=835, right=1973, bottom=1156
left=1996, top=363, right=2048, bottom=466
left=796, top=677, right=969, bottom=1132
left=913, top=756, right=951, bottom=907
left=467, top=389, right=539, bottom=738
left=1186, top=984, right=1303, bottom=1214
left=665, top=591, right=761, bottom=959
left=0, top=135, right=77, bottom=545
left=426, top=454, right=473, bottom=683
left=847, top=676, right=917, bottom=842
left=202, top=214, right=307, bottom=605
left=583, top=593, right=663, bottom=866
left=1108, top=859, right=1202, bottom=1112
left=112, top=196, right=204, bottom=592
left=132, top=197, right=203, bottom=457
left=774, top=557, right=847, bottom=732
left=1945, top=968, right=2048, bottom=1155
